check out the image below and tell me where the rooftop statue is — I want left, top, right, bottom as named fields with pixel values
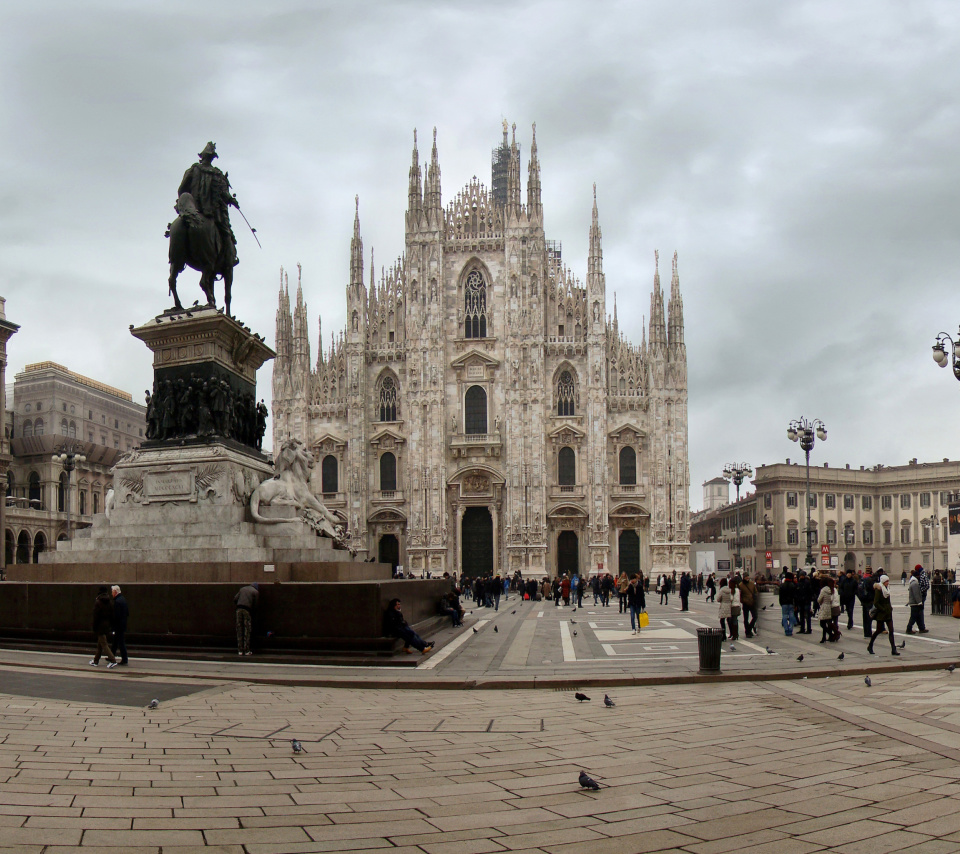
left=166, top=142, right=245, bottom=316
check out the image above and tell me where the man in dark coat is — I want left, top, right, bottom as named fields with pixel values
left=110, top=585, right=129, bottom=665
left=779, top=573, right=797, bottom=636
left=90, top=586, right=117, bottom=667
left=795, top=571, right=813, bottom=634
left=679, top=572, right=692, bottom=611
left=858, top=568, right=876, bottom=638
left=838, top=569, right=858, bottom=631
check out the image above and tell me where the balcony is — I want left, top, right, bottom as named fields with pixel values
left=611, top=483, right=645, bottom=499
left=371, top=490, right=404, bottom=505
left=549, top=484, right=585, bottom=500
left=450, top=431, right=502, bottom=459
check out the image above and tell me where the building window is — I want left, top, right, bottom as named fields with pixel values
left=556, top=371, right=575, bottom=417
left=6, top=472, right=13, bottom=497
left=35, top=402, right=41, bottom=411
left=93, top=492, right=99, bottom=514
left=765, top=529, right=773, bottom=547
left=114, top=419, right=119, bottom=429
left=882, top=495, right=892, bottom=510
left=69, top=421, right=76, bottom=438
left=62, top=403, right=67, bottom=412
left=57, top=472, right=67, bottom=513
left=825, top=494, right=836, bottom=510
left=922, top=524, right=930, bottom=544
left=900, top=494, right=911, bottom=509
left=464, top=270, right=487, bottom=338
left=34, top=419, right=43, bottom=436
left=786, top=492, right=798, bottom=508
left=79, top=491, right=86, bottom=515
left=883, top=526, right=892, bottom=545
left=862, top=495, right=872, bottom=511
left=826, top=527, right=837, bottom=545
left=941, top=492, right=952, bottom=505
left=863, top=527, right=873, bottom=545
left=900, top=525, right=911, bottom=544
left=844, top=525, right=855, bottom=546
left=88, top=410, right=92, bottom=420
left=808, top=493, right=817, bottom=509
left=619, top=446, right=637, bottom=485
left=379, top=452, right=397, bottom=492
left=321, top=455, right=338, bottom=494
left=377, top=375, right=398, bottom=422
left=920, top=492, right=931, bottom=508
left=22, top=420, right=33, bottom=438
left=24, top=403, right=31, bottom=413
left=61, top=419, right=69, bottom=436
left=28, top=472, right=41, bottom=508
left=809, top=527, right=818, bottom=546
left=787, top=527, right=799, bottom=546
left=763, top=493, right=772, bottom=509
left=843, top=494, right=854, bottom=510
left=464, top=385, right=487, bottom=435
left=558, top=446, right=576, bottom=486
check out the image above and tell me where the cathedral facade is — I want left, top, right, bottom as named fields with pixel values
left=272, top=123, right=690, bottom=579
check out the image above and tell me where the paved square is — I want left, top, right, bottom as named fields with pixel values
left=2, top=663, right=960, bottom=852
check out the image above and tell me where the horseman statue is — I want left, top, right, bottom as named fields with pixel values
left=166, top=142, right=240, bottom=316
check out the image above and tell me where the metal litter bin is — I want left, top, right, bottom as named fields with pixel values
left=697, top=627, right=723, bottom=674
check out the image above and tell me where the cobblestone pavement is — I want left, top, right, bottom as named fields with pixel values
left=3, top=667, right=960, bottom=852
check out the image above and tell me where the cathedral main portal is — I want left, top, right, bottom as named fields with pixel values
left=461, top=507, right=493, bottom=578
left=557, top=531, right=579, bottom=578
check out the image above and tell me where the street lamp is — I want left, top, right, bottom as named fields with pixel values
left=932, top=328, right=960, bottom=379
left=722, top=463, right=753, bottom=571
left=52, top=449, right=86, bottom=540
left=787, top=417, right=827, bottom=571
left=922, top=513, right=940, bottom=576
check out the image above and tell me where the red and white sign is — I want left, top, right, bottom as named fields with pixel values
left=820, top=544, right=831, bottom=567
left=598, top=562, right=603, bottom=571
left=765, top=550, right=773, bottom=569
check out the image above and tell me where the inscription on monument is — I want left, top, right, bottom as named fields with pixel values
left=144, top=470, right=195, bottom=502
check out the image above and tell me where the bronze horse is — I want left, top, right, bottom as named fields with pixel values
left=166, top=192, right=234, bottom=316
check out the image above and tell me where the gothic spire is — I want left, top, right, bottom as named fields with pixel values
left=650, top=250, right=667, bottom=349
left=425, top=127, right=442, bottom=223
left=350, top=195, right=363, bottom=296
left=526, top=122, right=541, bottom=218
left=668, top=250, right=685, bottom=350
left=587, top=183, right=604, bottom=290
left=406, top=129, right=422, bottom=229
left=506, top=121, right=521, bottom=215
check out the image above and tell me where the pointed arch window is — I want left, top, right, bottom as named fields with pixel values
left=378, top=375, right=398, bottom=422
left=321, top=455, right=339, bottom=494
left=34, top=419, right=43, bottom=436
left=22, top=420, right=33, bottom=438
left=619, top=446, right=637, bottom=485
left=379, top=452, right=397, bottom=492
left=464, top=270, right=487, bottom=338
left=464, top=386, right=487, bottom=435
left=558, top=446, right=576, bottom=486
left=556, top=370, right=575, bottom=417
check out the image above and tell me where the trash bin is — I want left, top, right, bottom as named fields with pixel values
left=697, top=627, right=723, bottom=674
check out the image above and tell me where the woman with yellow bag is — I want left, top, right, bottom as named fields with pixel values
left=628, top=574, right=647, bottom=635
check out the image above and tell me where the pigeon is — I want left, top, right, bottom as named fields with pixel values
left=291, top=739, right=303, bottom=754
left=837, top=652, right=844, bottom=660
left=762, top=605, right=768, bottom=610
left=473, top=628, right=478, bottom=634
left=729, top=645, right=736, bottom=652
left=570, top=619, right=577, bottom=624
left=573, top=631, right=578, bottom=636
left=575, top=692, right=591, bottom=702
left=865, top=676, right=872, bottom=687
left=948, top=664, right=956, bottom=673
left=899, top=641, right=905, bottom=649
left=148, top=699, right=159, bottom=709
left=494, top=626, right=499, bottom=633
left=604, top=695, right=615, bottom=707
left=766, top=647, right=775, bottom=654
left=797, top=654, right=804, bottom=662
left=579, top=770, right=600, bottom=790
left=512, top=610, right=516, bottom=614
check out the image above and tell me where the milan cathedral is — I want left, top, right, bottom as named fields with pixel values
left=272, top=123, right=690, bottom=579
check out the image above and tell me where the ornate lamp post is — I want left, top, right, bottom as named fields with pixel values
left=52, top=449, right=86, bottom=540
left=932, top=329, right=960, bottom=379
left=787, top=418, right=827, bottom=571
left=722, top=463, right=753, bottom=571
left=921, top=513, right=940, bottom=576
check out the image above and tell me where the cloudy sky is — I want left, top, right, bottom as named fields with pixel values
left=2, top=1, right=959, bottom=509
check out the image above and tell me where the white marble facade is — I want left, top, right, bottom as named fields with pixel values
left=272, top=123, right=690, bottom=578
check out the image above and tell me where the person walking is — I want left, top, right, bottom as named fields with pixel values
left=728, top=581, right=741, bottom=641
left=591, top=573, right=601, bottom=605
left=89, top=586, right=118, bottom=668
left=905, top=567, right=929, bottom=634
left=779, top=572, right=797, bottom=636
left=738, top=574, right=757, bottom=637
left=627, top=574, right=646, bottom=634
left=601, top=573, right=614, bottom=607
left=706, top=573, right=716, bottom=603
left=576, top=575, right=585, bottom=607
left=867, top=575, right=900, bottom=656
left=233, top=582, right=259, bottom=656
left=717, top=578, right=733, bottom=640
left=858, top=567, right=876, bottom=638
left=561, top=575, right=571, bottom=606
left=838, top=569, right=858, bottom=631
left=109, top=585, right=129, bottom=666
left=658, top=574, right=669, bottom=606
left=916, top=564, right=930, bottom=629
left=795, top=571, right=812, bottom=634
left=617, top=572, right=629, bottom=613
left=816, top=577, right=835, bottom=643
left=679, top=572, right=692, bottom=611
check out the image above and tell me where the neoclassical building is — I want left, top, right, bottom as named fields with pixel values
left=272, top=123, right=690, bottom=578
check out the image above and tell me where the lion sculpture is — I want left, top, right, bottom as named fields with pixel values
left=250, top=438, right=349, bottom=549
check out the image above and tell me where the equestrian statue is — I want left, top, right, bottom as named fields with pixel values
left=166, top=141, right=255, bottom=317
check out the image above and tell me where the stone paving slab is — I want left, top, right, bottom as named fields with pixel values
left=1, top=669, right=960, bottom=851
